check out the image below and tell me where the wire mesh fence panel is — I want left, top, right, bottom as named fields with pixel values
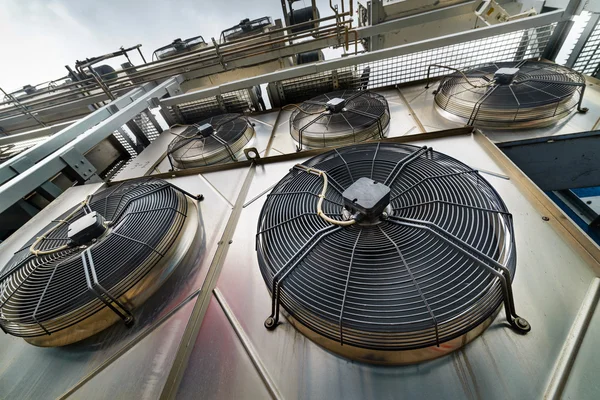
left=269, top=24, right=555, bottom=105
left=572, top=17, right=600, bottom=75
left=167, top=89, right=256, bottom=124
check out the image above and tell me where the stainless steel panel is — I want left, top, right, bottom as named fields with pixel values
left=69, top=301, right=196, bottom=400
left=209, top=133, right=597, bottom=399
left=176, top=297, right=272, bottom=400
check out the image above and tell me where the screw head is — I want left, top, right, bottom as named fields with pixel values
left=514, top=317, right=531, bottom=333
left=542, top=216, right=550, bottom=221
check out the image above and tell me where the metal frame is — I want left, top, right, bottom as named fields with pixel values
left=0, top=76, right=184, bottom=214
left=161, top=10, right=564, bottom=108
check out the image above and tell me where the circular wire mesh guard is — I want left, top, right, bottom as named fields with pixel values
left=431, top=61, right=587, bottom=129
left=168, top=113, right=254, bottom=169
left=290, top=90, right=390, bottom=150
left=256, top=143, right=528, bottom=363
left=0, top=178, right=191, bottom=344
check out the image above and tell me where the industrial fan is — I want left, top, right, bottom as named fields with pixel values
left=256, top=142, right=530, bottom=364
left=289, top=90, right=390, bottom=150
left=0, top=178, right=200, bottom=346
left=426, top=60, right=588, bottom=129
left=167, top=113, right=255, bottom=169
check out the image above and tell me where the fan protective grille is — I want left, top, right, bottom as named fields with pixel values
left=433, top=61, right=586, bottom=128
left=167, top=113, right=254, bottom=169
left=256, top=143, right=518, bottom=361
left=290, top=90, right=390, bottom=149
left=0, top=178, right=190, bottom=342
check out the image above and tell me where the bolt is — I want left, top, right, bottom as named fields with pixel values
left=381, top=212, right=389, bottom=219
left=542, top=216, right=550, bottom=221
left=75, top=165, right=79, bottom=169
left=264, top=317, right=276, bottom=330
left=228, top=239, right=233, bottom=244
left=587, top=201, right=592, bottom=205
left=91, top=238, right=97, bottom=243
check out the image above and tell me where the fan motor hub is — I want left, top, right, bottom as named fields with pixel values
left=196, top=123, right=214, bottom=138
left=342, top=177, right=391, bottom=222
left=494, top=67, right=520, bottom=85
left=67, top=211, right=107, bottom=246
left=326, top=98, right=346, bottom=113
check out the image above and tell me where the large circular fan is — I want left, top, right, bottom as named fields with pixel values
left=431, top=61, right=587, bottom=129
left=167, top=113, right=254, bottom=169
left=289, top=90, right=390, bottom=149
left=0, top=178, right=198, bottom=346
left=256, top=142, right=528, bottom=364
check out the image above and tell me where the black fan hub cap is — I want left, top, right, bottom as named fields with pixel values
left=325, top=97, right=346, bottom=113
left=342, top=177, right=391, bottom=222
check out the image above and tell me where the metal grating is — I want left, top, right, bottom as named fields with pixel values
left=359, top=24, right=555, bottom=88
left=112, top=130, right=137, bottom=158
left=270, top=24, right=555, bottom=105
left=133, top=112, right=160, bottom=141
left=167, top=89, right=256, bottom=124
left=572, top=16, right=600, bottom=75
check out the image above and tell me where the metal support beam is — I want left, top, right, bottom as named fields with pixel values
left=0, top=85, right=151, bottom=186
left=0, top=121, right=75, bottom=146
left=543, top=0, right=583, bottom=61
left=0, top=75, right=184, bottom=214
left=161, top=9, right=564, bottom=107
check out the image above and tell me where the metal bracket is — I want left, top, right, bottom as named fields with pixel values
left=244, top=147, right=261, bottom=160
left=216, top=95, right=228, bottom=113
left=10, top=157, right=35, bottom=173
left=165, top=81, right=183, bottom=98
left=147, top=97, right=161, bottom=109
left=332, top=70, right=340, bottom=90
left=60, top=147, right=97, bottom=182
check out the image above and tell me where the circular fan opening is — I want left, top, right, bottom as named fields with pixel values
left=256, top=142, right=528, bottom=364
left=0, top=178, right=198, bottom=346
left=432, top=61, right=587, bottom=129
left=290, top=90, right=390, bottom=149
left=168, top=113, right=255, bottom=169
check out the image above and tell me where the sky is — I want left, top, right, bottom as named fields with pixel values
left=0, top=0, right=346, bottom=91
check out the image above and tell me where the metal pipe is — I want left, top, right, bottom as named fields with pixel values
left=0, top=87, right=47, bottom=127
left=76, top=44, right=143, bottom=69
left=350, top=29, right=359, bottom=55
left=345, top=26, right=349, bottom=51
left=0, top=14, right=350, bottom=112
left=137, top=47, right=147, bottom=64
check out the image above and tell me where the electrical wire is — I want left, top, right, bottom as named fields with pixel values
left=29, top=195, right=92, bottom=256
left=282, top=103, right=327, bottom=115
left=295, top=164, right=356, bottom=226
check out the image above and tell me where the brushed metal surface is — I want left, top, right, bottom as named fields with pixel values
left=203, top=134, right=597, bottom=399
left=562, top=292, right=600, bottom=400
left=68, top=300, right=196, bottom=400
left=176, top=297, right=272, bottom=400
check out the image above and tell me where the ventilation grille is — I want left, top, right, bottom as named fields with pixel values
left=167, top=89, right=257, bottom=124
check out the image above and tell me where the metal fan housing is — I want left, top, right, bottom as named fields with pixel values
left=290, top=90, right=390, bottom=149
left=432, top=61, right=587, bottom=129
